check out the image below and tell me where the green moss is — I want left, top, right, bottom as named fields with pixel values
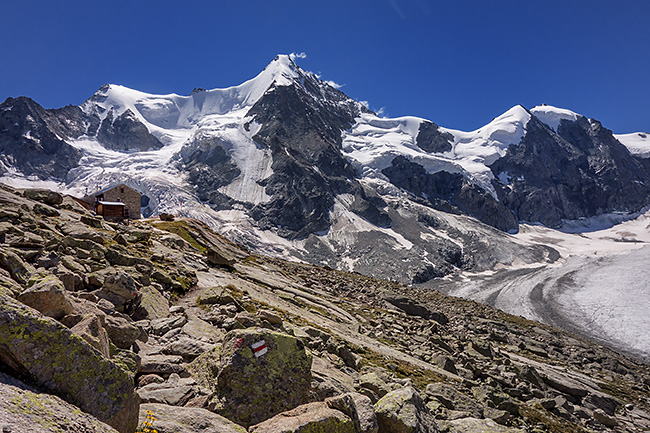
left=519, top=403, right=589, bottom=433
left=350, top=343, right=448, bottom=389
left=149, top=220, right=207, bottom=252
left=600, top=378, right=639, bottom=403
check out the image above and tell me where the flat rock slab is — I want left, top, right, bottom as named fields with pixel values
left=249, top=401, right=355, bottom=433
left=447, top=417, right=525, bottom=433
left=0, top=372, right=119, bottom=433
left=138, top=403, right=246, bottom=433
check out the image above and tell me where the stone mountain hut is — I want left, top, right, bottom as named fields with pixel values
left=86, top=183, right=142, bottom=221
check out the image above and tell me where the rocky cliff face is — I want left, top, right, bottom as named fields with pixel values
left=490, top=114, right=650, bottom=227
left=1, top=185, right=649, bottom=433
left=0, top=97, right=84, bottom=180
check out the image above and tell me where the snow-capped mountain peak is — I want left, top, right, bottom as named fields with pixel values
left=530, top=104, right=580, bottom=131
left=81, top=55, right=306, bottom=133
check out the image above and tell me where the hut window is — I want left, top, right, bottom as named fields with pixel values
left=120, top=187, right=124, bottom=193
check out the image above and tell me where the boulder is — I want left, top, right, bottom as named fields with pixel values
left=425, top=382, right=483, bottom=418
left=0, top=372, right=119, bottom=433
left=162, top=337, right=214, bottom=359
left=104, top=315, right=141, bottom=349
left=196, top=286, right=237, bottom=305
left=133, top=285, right=169, bottom=320
left=138, top=403, right=246, bottom=433
left=593, top=408, right=618, bottom=428
left=151, top=315, right=188, bottom=335
left=0, top=293, right=139, bottom=433
left=54, top=267, right=85, bottom=292
left=258, top=309, right=283, bottom=325
left=326, top=392, right=379, bottom=433
left=189, top=328, right=312, bottom=427
left=382, top=293, right=448, bottom=324
left=206, top=247, right=237, bottom=267
left=95, top=270, right=140, bottom=310
left=249, top=402, right=355, bottom=433
left=358, top=372, right=391, bottom=400
left=181, top=315, right=224, bottom=343
left=71, top=314, right=111, bottom=358
left=0, top=248, right=35, bottom=285
left=0, top=268, right=22, bottom=296
left=374, top=386, right=438, bottom=433
left=17, top=275, right=74, bottom=319
left=113, top=349, right=141, bottom=378
left=447, top=417, right=525, bottom=432
left=33, top=202, right=60, bottom=216
left=138, top=383, right=196, bottom=406
left=57, top=220, right=107, bottom=244
left=139, top=354, right=186, bottom=376
left=22, top=188, right=63, bottom=206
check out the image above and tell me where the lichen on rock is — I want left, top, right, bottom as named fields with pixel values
left=189, top=327, right=312, bottom=427
left=0, top=292, right=139, bottom=433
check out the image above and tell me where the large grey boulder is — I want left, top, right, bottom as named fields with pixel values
left=0, top=248, right=35, bottom=285
left=162, top=337, right=214, bottom=360
left=22, top=188, right=64, bottom=206
left=326, top=392, right=378, bottom=433
left=425, top=382, right=484, bottom=418
left=374, top=386, right=438, bottom=433
left=138, top=403, right=246, bottom=433
left=0, top=372, right=119, bottom=433
left=249, top=402, right=355, bottom=433
left=17, top=274, right=75, bottom=319
left=96, top=270, right=140, bottom=310
left=104, top=315, right=141, bottom=349
left=189, top=328, right=312, bottom=427
left=0, top=293, right=139, bottom=433
left=133, top=285, right=169, bottom=320
left=71, top=314, right=111, bottom=358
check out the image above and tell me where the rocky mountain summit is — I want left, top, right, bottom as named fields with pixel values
left=2, top=184, right=650, bottom=433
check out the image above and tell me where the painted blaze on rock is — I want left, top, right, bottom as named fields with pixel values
left=189, top=328, right=312, bottom=427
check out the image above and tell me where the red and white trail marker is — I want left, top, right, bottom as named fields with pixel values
left=251, top=340, right=268, bottom=358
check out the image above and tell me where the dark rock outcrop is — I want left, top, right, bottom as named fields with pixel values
left=491, top=115, right=650, bottom=227
left=243, top=64, right=390, bottom=238
left=416, top=121, right=454, bottom=153
left=383, top=156, right=518, bottom=232
left=0, top=97, right=82, bottom=180
left=97, top=109, right=164, bottom=152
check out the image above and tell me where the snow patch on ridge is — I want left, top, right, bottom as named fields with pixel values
left=82, top=55, right=301, bottom=142
left=530, top=105, right=579, bottom=131
left=615, top=132, right=650, bottom=158
left=342, top=105, right=531, bottom=198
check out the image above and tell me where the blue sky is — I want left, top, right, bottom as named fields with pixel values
left=1, top=1, right=648, bottom=133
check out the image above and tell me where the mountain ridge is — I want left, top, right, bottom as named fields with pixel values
left=1, top=55, right=649, bottom=287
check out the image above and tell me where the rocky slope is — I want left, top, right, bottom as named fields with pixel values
left=2, top=184, right=650, bottom=433
left=2, top=56, right=649, bottom=287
